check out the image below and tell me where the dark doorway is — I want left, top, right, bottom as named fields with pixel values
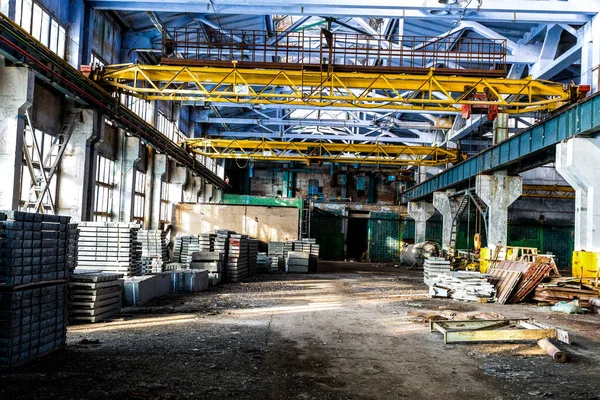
left=347, top=218, right=369, bottom=261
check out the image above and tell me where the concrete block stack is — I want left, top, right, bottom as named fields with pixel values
left=122, top=273, right=172, bottom=306
left=171, top=269, right=209, bottom=292
left=247, top=238, right=259, bottom=277
left=257, top=252, right=272, bottom=272
left=423, top=257, right=451, bottom=286
left=75, top=222, right=142, bottom=277
left=67, top=223, right=79, bottom=272
left=431, top=271, right=496, bottom=302
left=199, top=233, right=215, bottom=252
left=286, top=251, right=310, bottom=273
left=226, top=234, right=248, bottom=282
left=0, top=211, right=72, bottom=366
left=138, top=229, right=168, bottom=274
left=69, top=271, right=123, bottom=323
left=214, top=229, right=233, bottom=260
left=190, top=251, right=223, bottom=285
left=268, top=242, right=285, bottom=271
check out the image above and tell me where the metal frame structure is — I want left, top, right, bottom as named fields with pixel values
left=184, top=138, right=462, bottom=166
left=100, top=64, right=573, bottom=114
left=521, top=184, right=575, bottom=200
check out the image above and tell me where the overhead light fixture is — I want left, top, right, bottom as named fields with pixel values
left=438, top=0, right=458, bottom=4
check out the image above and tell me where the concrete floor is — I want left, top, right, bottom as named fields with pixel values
left=1, top=262, right=600, bottom=399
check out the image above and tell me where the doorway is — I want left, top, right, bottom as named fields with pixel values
left=347, top=217, right=369, bottom=261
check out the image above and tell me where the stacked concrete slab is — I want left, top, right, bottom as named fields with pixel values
left=423, top=257, right=452, bottom=286
left=190, top=251, right=223, bottom=285
left=268, top=242, right=285, bottom=271
left=226, top=234, right=248, bottom=282
left=75, top=222, right=142, bottom=277
left=257, top=253, right=272, bottom=272
left=0, top=211, right=72, bottom=366
left=122, top=273, right=172, bottom=306
left=171, top=269, right=209, bottom=293
left=199, top=233, right=215, bottom=252
left=286, top=251, right=310, bottom=273
left=69, top=271, right=123, bottom=323
left=138, top=229, right=167, bottom=274
left=247, top=239, right=259, bottom=277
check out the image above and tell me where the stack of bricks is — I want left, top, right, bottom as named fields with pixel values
left=75, top=222, right=142, bottom=278
left=0, top=211, right=72, bottom=367
left=226, top=234, right=248, bottom=282
left=247, top=239, right=259, bottom=277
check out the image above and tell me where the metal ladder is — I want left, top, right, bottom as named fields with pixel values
left=22, top=109, right=80, bottom=213
left=301, top=198, right=311, bottom=238
left=448, top=193, right=469, bottom=254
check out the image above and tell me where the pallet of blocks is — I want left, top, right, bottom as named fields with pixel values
left=257, top=253, right=272, bottom=272
left=226, top=234, right=248, bottom=282
left=190, top=251, right=223, bottom=285
left=423, top=257, right=451, bottom=287
left=69, top=271, right=123, bottom=323
left=286, top=251, right=310, bottom=273
left=0, top=211, right=72, bottom=367
left=432, top=271, right=496, bottom=302
left=171, top=269, right=209, bottom=292
left=247, top=239, right=259, bottom=277
left=268, top=241, right=285, bottom=271
left=199, top=233, right=215, bottom=252
left=138, top=229, right=167, bottom=274
left=75, top=222, right=142, bottom=278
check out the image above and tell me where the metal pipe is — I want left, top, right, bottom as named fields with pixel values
left=537, top=339, right=567, bottom=363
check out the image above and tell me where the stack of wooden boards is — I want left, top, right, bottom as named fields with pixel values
left=138, top=230, right=167, bottom=274
left=532, top=277, right=600, bottom=307
left=423, top=257, right=451, bottom=286
left=489, top=260, right=554, bottom=304
left=0, top=211, right=73, bottom=366
left=431, top=271, right=496, bottom=302
left=69, top=271, right=123, bottom=323
left=76, top=222, right=142, bottom=277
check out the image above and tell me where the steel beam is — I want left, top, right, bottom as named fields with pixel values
left=208, top=131, right=434, bottom=144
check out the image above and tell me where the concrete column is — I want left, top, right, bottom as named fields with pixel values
left=0, top=67, right=34, bottom=210
left=407, top=201, right=434, bottom=243
left=169, top=164, right=187, bottom=205
left=56, top=109, right=104, bottom=221
left=556, top=137, right=600, bottom=251
left=581, top=14, right=600, bottom=93
left=184, top=175, right=203, bottom=203
left=149, top=153, right=167, bottom=229
left=475, top=173, right=522, bottom=248
left=114, top=135, right=142, bottom=222
left=433, top=191, right=461, bottom=251
left=492, top=113, right=509, bottom=144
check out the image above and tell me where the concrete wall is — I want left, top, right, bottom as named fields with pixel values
left=173, top=203, right=299, bottom=243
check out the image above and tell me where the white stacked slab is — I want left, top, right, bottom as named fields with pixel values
left=268, top=242, right=285, bottom=272
left=423, top=257, right=451, bottom=286
left=69, top=271, right=123, bottom=323
left=432, top=271, right=496, bottom=302
left=75, top=222, right=142, bottom=278
left=138, top=229, right=168, bottom=274
left=199, top=233, right=215, bottom=252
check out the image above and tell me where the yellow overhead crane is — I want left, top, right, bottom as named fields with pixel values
left=183, top=138, right=463, bottom=166
left=99, top=64, right=574, bottom=114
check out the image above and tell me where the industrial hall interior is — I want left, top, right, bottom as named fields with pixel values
left=1, top=0, right=600, bottom=398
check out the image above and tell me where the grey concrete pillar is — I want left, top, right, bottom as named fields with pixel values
left=114, top=135, right=142, bottom=222
left=407, top=201, right=435, bottom=243
left=556, top=137, right=600, bottom=251
left=492, top=113, right=509, bottom=144
left=169, top=164, right=187, bottom=205
left=149, top=153, right=168, bottom=229
left=433, top=191, right=461, bottom=251
left=0, top=67, right=34, bottom=210
left=184, top=175, right=203, bottom=203
left=56, top=109, right=103, bottom=221
left=475, top=173, right=522, bottom=248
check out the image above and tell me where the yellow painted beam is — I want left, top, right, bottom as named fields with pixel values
left=521, top=184, right=575, bottom=199
left=184, top=138, right=462, bottom=166
left=100, top=64, right=572, bottom=113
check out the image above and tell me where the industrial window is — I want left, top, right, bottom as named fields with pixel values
left=121, top=95, right=155, bottom=124
left=90, top=52, right=106, bottom=69
left=159, top=181, right=171, bottom=224
left=157, top=111, right=186, bottom=143
left=94, top=155, right=115, bottom=222
left=14, top=0, right=67, bottom=58
left=133, top=171, right=146, bottom=223
left=19, top=122, right=58, bottom=212
left=92, top=11, right=120, bottom=64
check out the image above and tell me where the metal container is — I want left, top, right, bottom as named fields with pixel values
left=400, top=241, right=441, bottom=268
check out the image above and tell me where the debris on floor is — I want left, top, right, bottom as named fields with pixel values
left=532, top=277, right=600, bottom=307
left=430, top=271, right=496, bottom=302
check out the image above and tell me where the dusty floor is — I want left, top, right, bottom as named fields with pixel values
left=2, top=261, right=600, bottom=400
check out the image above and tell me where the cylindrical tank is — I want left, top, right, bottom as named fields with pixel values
left=400, top=241, right=441, bottom=268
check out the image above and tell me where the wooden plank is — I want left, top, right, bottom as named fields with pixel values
left=444, top=328, right=557, bottom=343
